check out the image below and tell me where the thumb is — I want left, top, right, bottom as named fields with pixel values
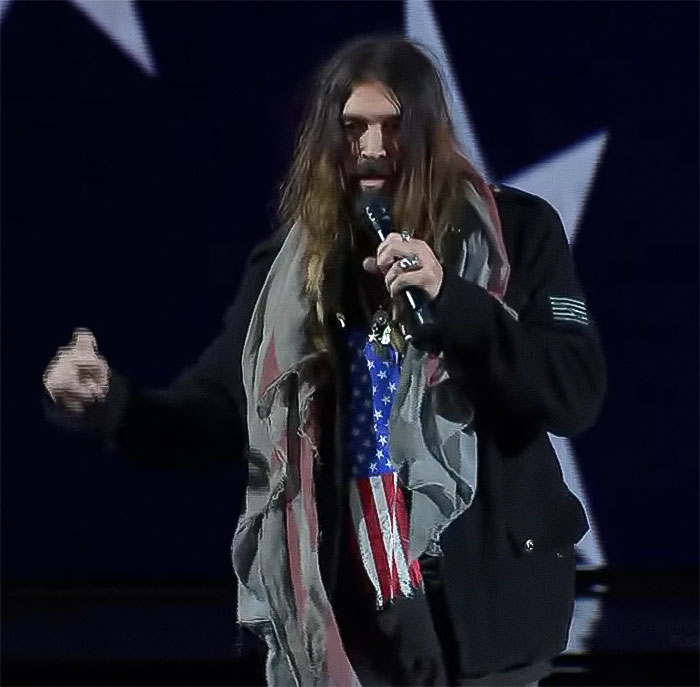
left=71, top=327, right=97, bottom=353
left=362, top=256, right=380, bottom=274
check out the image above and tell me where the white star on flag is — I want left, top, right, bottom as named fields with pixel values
left=367, top=360, right=375, bottom=369
left=373, top=409, right=383, bottom=420
left=376, top=449, right=384, bottom=459
left=377, top=369, right=387, bottom=379
left=382, top=395, right=391, bottom=405
left=369, top=462, right=378, bottom=473
left=379, top=435, right=388, bottom=446
left=388, top=382, right=397, bottom=392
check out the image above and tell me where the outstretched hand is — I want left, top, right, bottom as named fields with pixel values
left=42, top=328, right=111, bottom=414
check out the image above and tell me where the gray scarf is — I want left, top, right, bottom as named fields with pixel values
left=231, top=180, right=511, bottom=686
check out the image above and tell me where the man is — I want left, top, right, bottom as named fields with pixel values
left=43, top=35, right=606, bottom=686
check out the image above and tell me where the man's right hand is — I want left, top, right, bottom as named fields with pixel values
left=43, top=328, right=111, bottom=414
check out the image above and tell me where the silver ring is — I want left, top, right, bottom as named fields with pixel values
left=398, top=253, right=420, bottom=271
left=400, top=230, right=411, bottom=243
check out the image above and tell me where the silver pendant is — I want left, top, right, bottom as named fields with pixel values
left=370, top=308, right=392, bottom=357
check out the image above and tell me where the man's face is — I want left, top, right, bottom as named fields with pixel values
left=341, top=82, right=401, bottom=194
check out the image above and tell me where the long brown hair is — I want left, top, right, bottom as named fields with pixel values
left=278, top=34, right=474, bottom=314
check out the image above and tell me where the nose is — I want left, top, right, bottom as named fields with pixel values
left=360, top=123, right=386, bottom=159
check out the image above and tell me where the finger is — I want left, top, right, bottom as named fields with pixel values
left=71, top=361, right=105, bottom=388
left=384, top=259, right=412, bottom=291
left=389, top=270, right=426, bottom=298
left=55, top=387, right=92, bottom=413
left=60, top=397, right=87, bottom=415
left=85, top=379, right=107, bottom=401
left=95, top=357, right=111, bottom=387
left=382, top=232, right=404, bottom=244
left=68, top=343, right=106, bottom=374
left=75, top=382, right=98, bottom=404
left=362, top=256, right=381, bottom=274
left=377, top=232, right=408, bottom=257
left=67, top=380, right=104, bottom=405
left=73, top=356, right=104, bottom=374
left=377, top=230, right=417, bottom=252
left=376, top=243, right=418, bottom=271
left=44, top=359, right=79, bottom=397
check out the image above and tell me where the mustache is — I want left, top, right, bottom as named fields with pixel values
left=351, top=158, right=395, bottom=178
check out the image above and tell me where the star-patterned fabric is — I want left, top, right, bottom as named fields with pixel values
left=343, top=328, right=422, bottom=608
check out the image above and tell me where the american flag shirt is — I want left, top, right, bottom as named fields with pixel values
left=343, top=328, right=422, bottom=609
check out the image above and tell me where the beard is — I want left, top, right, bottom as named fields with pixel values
left=345, top=157, right=398, bottom=197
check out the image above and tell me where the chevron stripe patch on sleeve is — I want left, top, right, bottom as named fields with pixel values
left=549, top=296, right=589, bottom=325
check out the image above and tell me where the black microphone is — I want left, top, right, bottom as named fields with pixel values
left=355, top=190, right=440, bottom=350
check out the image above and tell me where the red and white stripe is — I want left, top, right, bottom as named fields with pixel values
left=349, top=471, right=422, bottom=608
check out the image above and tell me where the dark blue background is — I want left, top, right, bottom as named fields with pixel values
left=2, top=0, right=698, bottom=587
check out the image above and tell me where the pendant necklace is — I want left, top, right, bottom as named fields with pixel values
left=369, top=307, right=392, bottom=348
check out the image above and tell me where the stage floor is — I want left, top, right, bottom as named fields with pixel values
left=3, top=570, right=698, bottom=686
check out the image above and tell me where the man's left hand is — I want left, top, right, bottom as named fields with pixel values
left=362, top=232, right=444, bottom=301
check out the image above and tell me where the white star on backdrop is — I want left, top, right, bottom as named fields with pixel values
left=0, top=0, right=606, bottom=645
left=0, top=0, right=156, bottom=76
left=405, top=0, right=606, bottom=653
left=404, top=0, right=606, bottom=570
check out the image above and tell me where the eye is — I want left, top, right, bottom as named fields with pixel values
left=342, top=120, right=366, bottom=137
left=383, top=119, right=401, bottom=135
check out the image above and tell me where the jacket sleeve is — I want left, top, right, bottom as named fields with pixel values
left=43, top=244, right=275, bottom=469
left=429, top=198, right=607, bottom=438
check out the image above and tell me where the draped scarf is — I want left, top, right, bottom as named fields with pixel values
left=231, top=179, right=510, bottom=686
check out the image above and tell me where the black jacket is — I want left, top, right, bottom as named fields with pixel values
left=45, top=185, right=607, bottom=680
